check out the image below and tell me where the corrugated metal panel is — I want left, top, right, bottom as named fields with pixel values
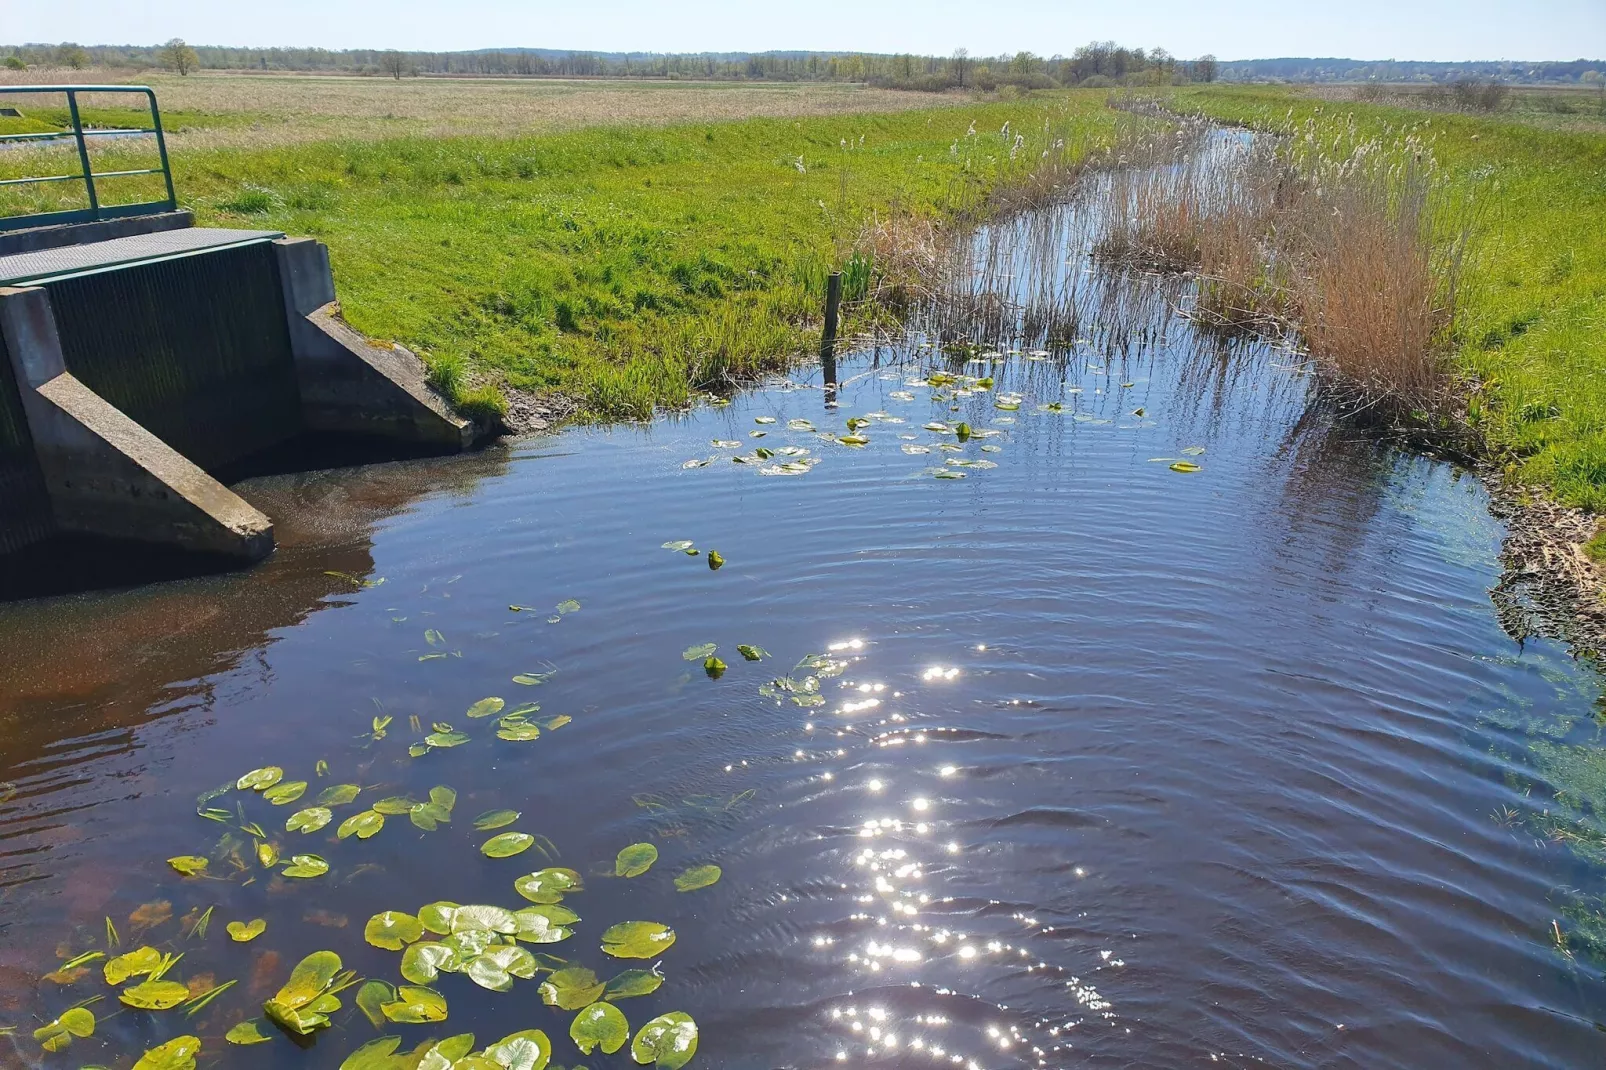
left=44, top=240, right=303, bottom=471
left=0, top=329, right=55, bottom=554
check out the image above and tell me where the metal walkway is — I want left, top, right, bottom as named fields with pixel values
left=0, top=227, right=283, bottom=287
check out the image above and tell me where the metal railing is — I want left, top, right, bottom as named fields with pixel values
left=0, top=85, right=177, bottom=233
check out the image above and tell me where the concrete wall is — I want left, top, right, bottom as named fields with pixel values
left=0, top=327, right=53, bottom=555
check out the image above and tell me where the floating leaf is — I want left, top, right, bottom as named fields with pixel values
left=572, top=1001, right=629, bottom=1055
left=703, top=656, right=727, bottom=678
left=225, top=1020, right=272, bottom=1045
left=515, top=868, right=583, bottom=903
left=837, top=434, right=869, bottom=446
left=372, top=796, right=418, bottom=815
left=425, top=628, right=446, bottom=647
left=33, top=1007, right=94, bottom=1052
left=539, top=714, right=572, bottom=731
left=513, top=672, right=554, bottom=686
left=286, top=806, right=333, bottom=833
left=280, top=854, right=330, bottom=878
left=482, top=1030, right=551, bottom=1070
left=706, top=550, right=724, bottom=570
left=356, top=980, right=395, bottom=1029
left=429, top=785, right=457, bottom=812
left=1181, top=445, right=1206, bottom=456
left=227, top=919, right=266, bottom=942
left=365, top=911, right=424, bottom=951
left=256, top=841, right=279, bottom=868
left=555, top=599, right=581, bottom=615
left=661, top=540, right=694, bottom=552
left=736, top=645, right=767, bottom=662
left=615, top=843, right=658, bottom=878
left=263, top=780, right=307, bottom=805
left=466, top=954, right=514, bottom=992
left=601, top=921, right=677, bottom=959
left=631, top=1012, right=698, bottom=1069
left=272, top=950, right=342, bottom=1009
left=483, top=832, right=535, bottom=858
left=166, top=855, right=209, bottom=877
left=105, top=945, right=163, bottom=985
left=497, top=723, right=542, bottom=742
left=132, top=1035, right=201, bottom=1070
left=540, top=967, right=605, bottom=1010
left=603, top=968, right=664, bottom=1001
left=341, top=1036, right=403, bottom=1070
left=674, top=865, right=722, bottom=892
left=237, top=767, right=283, bottom=791
left=467, top=698, right=505, bottom=720
left=1169, top=461, right=1201, bottom=473
left=425, top=731, right=470, bottom=749
left=474, top=809, right=522, bottom=830
left=682, top=643, right=716, bottom=661
left=418, top=901, right=461, bottom=934
left=452, top=905, right=519, bottom=934
left=339, top=810, right=385, bottom=841
left=381, top=985, right=448, bottom=1024
left=120, top=979, right=192, bottom=1009
left=401, top=942, right=457, bottom=984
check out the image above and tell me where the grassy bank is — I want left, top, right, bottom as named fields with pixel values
left=1171, top=85, right=1606, bottom=512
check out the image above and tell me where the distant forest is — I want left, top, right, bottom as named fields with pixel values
left=5, top=41, right=1601, bottom=88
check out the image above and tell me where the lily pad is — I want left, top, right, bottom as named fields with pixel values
left=425, top=730, right=471, bottom=748
left=372, top=796, right=418, bottom=815
left=467, top=697, right=506, bottom=719
left=340, top=1036, right=403, bottom=1070
left=482, top=1030, right=552, bottom=1070
left=601, top=921, right=677, bottom=959
left=674, top=865, right=722, bottom=892
left=1182, top=445, right=1207, bottom=456
left=482, top=832, right=535, bottom=858
left=452, top=904, right=520, bottom=934
left=704, top=656, right=727, bottom=678
left=272, top=950, right=342, bottom=1011
left=410, top=801, right=452, bottom=830
left=512, top=907, right=575, bottom=945
left=539, top=966, right=605, bottom=1010
left=356, top=980, right=395, bottom=1028
left=513, top=671, right=555, bottom=686
left=237, top=766, right=283, bottom=791
left=120, top=979, right=191, bottom=1009
left=631, top=1012, right=699, bottom=1069
left=33, top=1007, right=94, bottom=1052
left=515, top=868, right=583, bottom=903
left=166, top=855, right=209, bottom=877
left=225, top=1020, right=272, bottom=1045
left=418, top=901, right=461, bottom=934
left=661, top=540, right=694, bottom=551
left=603, top=968, right=665, bottom=1000
left=707, top=550, right=724, bottom=570
left=572, top=1001, right=630, bottom=1055
left=1169, top=461, right=1201, bottom=473
left=555, top=599, right=582, bottom=615
left=615, top=842, right=658, bottom=878
left=736, top=645, right=768, bottom=661
left=497, top=722, right=542, bottom=741
left=316, top=783, right=361, bottom=806
left=227, top=918, right=267, bottom=942
left=401, top=942, right=457, bottom=984
left=286, top=806, right=333, bottom=833
left=381, top=985, right=448, bottom=1024
left=682, top=643, right=716, bottom=661
left=105, top=945, right=163, bottom=985
left=339, top=810, right=385, bottom=840
left=474, top=809, right=522, bottom=830
left=280, top=854, right=330, bottom=878
left=263, top=780, right=308, bottom=805
left=365, top=910, right=424, bottom=950
left=132, top=1035, right=202, bottom=1070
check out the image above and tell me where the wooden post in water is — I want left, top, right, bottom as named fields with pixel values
left=821, top=271, right=841, bottom=406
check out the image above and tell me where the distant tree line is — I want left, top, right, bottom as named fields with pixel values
left=0, top=40, right=1223, bottom=89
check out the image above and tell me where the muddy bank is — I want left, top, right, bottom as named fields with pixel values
left=1490, top=475, right=1606, bottom=657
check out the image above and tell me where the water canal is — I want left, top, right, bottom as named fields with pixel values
left=2, top=182, right=1605, bottom=1070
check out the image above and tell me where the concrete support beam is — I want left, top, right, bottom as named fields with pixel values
left=0, top=286, right=272, bottom=561
left=274, top=238, right=472, bottom=450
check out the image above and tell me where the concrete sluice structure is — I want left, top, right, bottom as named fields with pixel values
left=0, top=216, right=474, bottom=571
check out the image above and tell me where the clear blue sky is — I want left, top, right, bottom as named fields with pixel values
left=10, top=0, right=1601, bottom=61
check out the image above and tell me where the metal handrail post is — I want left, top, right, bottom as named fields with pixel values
left=64, top=89, right=100, bottom=219
left=144, top=88, right=177, bottom=210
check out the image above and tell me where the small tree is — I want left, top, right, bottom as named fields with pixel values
left=382, top=50, right=407, bottom=80
left=56, top=42, right=89, bottom=69
left=1193, top=54, right=1219, bottom=83
left=951, top=47, right=969, bottom=88
left=3, top=56, right=26, bottom=71
left=160, top=38, right=200, bottom=76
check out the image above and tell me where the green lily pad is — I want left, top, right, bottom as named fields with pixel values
left=474, top=809, right=522, bottom=830
left=316, top=783, right=361, bottom=806
left=482, top=1029, right=551, bottom=1070
left=497, top=722, right=542, bottom=741
left=356, top=980, right=395, bottom=1028
left=225, top=1020, right=272, bottom=1045
left=410, top=801, right=452, bottom=830
left=603, top=968, right=664, bottom=1000
left=418, top=901, right=461, bottom=934
left=512, top=906, right=575, bottom=945
left=483, top=832, right=535, bottom=858
left=33, top=1007, right=94, bottom=1051
left=132, top=1034, right=202, bottom=1070
left=466, top=954, right=514, bottom=992
left=615, top=842, right=658, bottom=878
left=513, top=671, right=555, bottom=686
left=539, top=966, right=604, bottom=1010
left=372, top=795, right=418, bottom=815
left=674, top=865, right=722, bottom=892
left=1170, top=461, right=1201, bottom=473
left=631, top=1012, right=698, bottom=1069
left=555, top=599, right=581, bottom=615
left=467, top=697, right=506, bottom=719
left=401, top=941, right=458, bottom=984
left=166, top=855, right=209, bottom=877
left=280, top=854, right=329, bottom=878
left=237, top=766, right=283, bottom=791
left=425, top=1035, right=478, bottom=1064
left=572, top=1001, right=630, bottom=1055
left=286, top=806, right=333, bottom=833
left=338, top=810, right=385, bottom=840
left=707, top=550, right=725, bottom=570
left=682, top=643, right=716, bottom=661
left=662, top=540, right=694, bottom=551
left=273, top=950, right=342, bottom=1009
left=227, top=918, right=267, bottom=942
left=703, top=656, right=726, bottom=678
left=381, top=985, right=448, bottom=1024
left=340, top=1036, right=403, bottom=1070
left=601, top=921, right=677, bottom=959
left=452, top=904, right=519, bottom=934
left=263, top=780, right=308, bottom=805
left=104, top=945, right=163, bottom=985
left=120, top=979, right=191, bottom=1009
left=425, top=730, right=471, bottom=748
left=515, top=868, right=583, bottom=903
left=365, top=910, right=424, bottom=950
left=736, top=645, right=768, bottom=661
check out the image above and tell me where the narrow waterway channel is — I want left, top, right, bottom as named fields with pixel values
left=2, top=175, right=1605, bottom=1070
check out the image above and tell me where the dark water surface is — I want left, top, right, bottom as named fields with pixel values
left=3, top=209, right=1606, bottom=1070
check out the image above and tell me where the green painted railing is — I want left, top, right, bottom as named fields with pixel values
left=0, top=85, right=177, bottom=232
